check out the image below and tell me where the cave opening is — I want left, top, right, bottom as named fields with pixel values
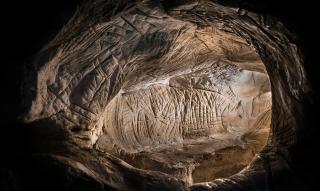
left=92, top=26, right=272, bottom=185
left=5, top=0, right=313, bottom=191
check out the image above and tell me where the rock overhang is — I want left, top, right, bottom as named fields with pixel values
left=17, top=0, right=312, bottom=190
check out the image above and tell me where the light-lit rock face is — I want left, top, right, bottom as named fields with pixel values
left=21, top=1, right=272, bottom=186
left=97, top=57, right=271, bottom=184
left=103, top=74, right=270, bottom=154
left=23, top=1, right=320, bottom=190
left=23, top=9, right=269, bottom=142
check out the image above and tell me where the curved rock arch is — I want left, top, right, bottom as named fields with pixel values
left=18, top=1, right=313, bottom=191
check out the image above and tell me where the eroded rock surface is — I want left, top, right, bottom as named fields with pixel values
left=17, top=0, right=316, bottom=190
left=24, top=4, right=270, bottom=141
left=20, top=1, right=272, bottom=185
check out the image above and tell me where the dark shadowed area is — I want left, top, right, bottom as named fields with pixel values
left=1, top=0, right=319, bottom=191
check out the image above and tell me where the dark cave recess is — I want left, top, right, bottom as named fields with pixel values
left=1, top=1, right=319, bottom=191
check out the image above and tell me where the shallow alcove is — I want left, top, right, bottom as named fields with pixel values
left=2, top=0, right=316, bottom=191
left=92, top=26, right=272, bottom=185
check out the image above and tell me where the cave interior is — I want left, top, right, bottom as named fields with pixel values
left=1, top=0, right=319, bottom=191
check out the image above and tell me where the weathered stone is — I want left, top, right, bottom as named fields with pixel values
left=6, top=0, right=313, bottom=190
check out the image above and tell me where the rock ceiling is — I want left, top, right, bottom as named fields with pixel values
left=21, top=1, right=274, bottom=188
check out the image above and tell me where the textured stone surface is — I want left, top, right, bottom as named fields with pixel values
left=7, top=0, right=313, bottom=191
left=18, top=0, right=273, bottom=186
left=22, top=12, right=270, bottom=147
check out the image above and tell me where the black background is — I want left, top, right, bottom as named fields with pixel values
left=1, top=0, right=319, bottom=188
left=2, top=0, right=77, bottom=125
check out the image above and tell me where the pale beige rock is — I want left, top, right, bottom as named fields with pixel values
left=21, top=0, right=276, bottom=188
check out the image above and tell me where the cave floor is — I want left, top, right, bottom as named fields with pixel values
left=96, top=126, right=269, bottom=185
